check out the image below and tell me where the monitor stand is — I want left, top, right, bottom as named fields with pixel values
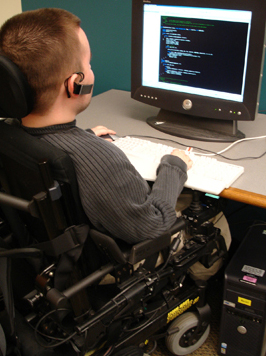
left=147, top=109, right=245, bottom=142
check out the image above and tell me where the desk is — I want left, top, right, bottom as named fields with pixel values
left=77, top=90, right=266, bottom=208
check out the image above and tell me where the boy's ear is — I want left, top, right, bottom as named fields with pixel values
left=65, top=73, right=80, bottom=98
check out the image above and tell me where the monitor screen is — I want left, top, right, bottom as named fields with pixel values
left=131, top=0, right=266, bottom=141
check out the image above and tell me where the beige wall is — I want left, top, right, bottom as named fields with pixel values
left=0, top=0, right=22, bottom=26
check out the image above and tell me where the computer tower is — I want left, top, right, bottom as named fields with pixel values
left=219, top=224, right=266, bottom=356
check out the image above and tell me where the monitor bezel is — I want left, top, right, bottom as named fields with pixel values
left=131, top=0, right=266, bottom=125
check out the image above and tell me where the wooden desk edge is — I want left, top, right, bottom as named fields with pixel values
left=220, top=187, right=266, bottom=209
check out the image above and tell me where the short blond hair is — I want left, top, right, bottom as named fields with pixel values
left=0, top=8, right=82, bottom=114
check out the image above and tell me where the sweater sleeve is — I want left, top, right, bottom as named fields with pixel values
left=74, top=136, right=188, bottom=244
left=84, top=154, right=187, bottom=243
left=39, top=129, right=188, bottom=244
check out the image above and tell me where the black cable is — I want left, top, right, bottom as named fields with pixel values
left=156, top=235, right=181, bottom=273
left=248, top=220, right=266, bottom=228
left=34, top=308, right=78, bottom=349
left=147, top=340, right=158, bottom=355
left=124, top=309, right=160, bottom=332
left=103, top=346, right=115, bottom=356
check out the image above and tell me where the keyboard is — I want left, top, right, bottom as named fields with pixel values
left=112, top=136, right=244, bottom=195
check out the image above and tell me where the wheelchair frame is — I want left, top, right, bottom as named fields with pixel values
left=0, top=167, right=227, bottom=356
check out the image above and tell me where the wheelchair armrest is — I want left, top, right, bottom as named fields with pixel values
left=128, top=217, right=187, bottom=264
left=90, top=217, right=187, bottom=265
left=128, top=232, right=171, bottom=264
left=90, top=230, right=128, bottom=264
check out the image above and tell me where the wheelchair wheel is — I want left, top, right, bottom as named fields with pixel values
left=165, top=311, right=210, bottom=355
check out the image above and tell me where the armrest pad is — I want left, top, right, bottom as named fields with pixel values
left=128, top=232, right=171, bottom=265
left=129, top=217, right=187, bottom=264
left=90, top=230, right=128, bottom=264
left=90, top=217, right=187, bottom=266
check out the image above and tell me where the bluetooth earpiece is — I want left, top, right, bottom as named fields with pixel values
left=73, top=81, right=93, bottom=95
left=64, top=72, right=93, bottom=98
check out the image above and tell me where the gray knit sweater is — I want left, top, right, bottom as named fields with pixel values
left=23, top=121, right=187, bottom=244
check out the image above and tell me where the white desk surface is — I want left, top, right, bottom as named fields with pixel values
left=77, top=89, right=266, bottom=207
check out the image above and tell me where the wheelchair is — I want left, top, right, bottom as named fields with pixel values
left=0, top=55, right=228, bottom=356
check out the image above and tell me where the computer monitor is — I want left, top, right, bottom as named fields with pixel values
left=131, top=0, right=266, bottom=142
